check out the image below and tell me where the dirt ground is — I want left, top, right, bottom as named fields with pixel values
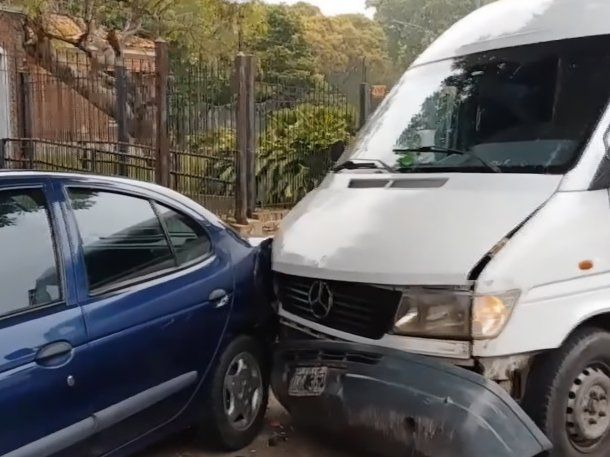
left=141, top=397, right=358, bottom=457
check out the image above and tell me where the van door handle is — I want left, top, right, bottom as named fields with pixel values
left=209, top=289, right=230, bottom=309
left=35, top=341, right=73, bottom=367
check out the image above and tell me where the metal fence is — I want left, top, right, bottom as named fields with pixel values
left=256, top=76, right=355, bottom=207
left=164, top=55, right=357, bottom=211
left=168, top=58, right=237, bottom=215
left=1, top=138, right=155, bottom=180
left=0, top=42, right=361, bottom=218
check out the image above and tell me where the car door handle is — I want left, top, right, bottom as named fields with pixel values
left=35, top=341, right=73, bottom=368
left=209, top=289, right=230, bottom=309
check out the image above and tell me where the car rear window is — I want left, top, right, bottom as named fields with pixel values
left=0, top=188, right=61, bottom=316
left=154, top=203, right=213, bottom=266
left=68, top=189, right=176, bottom=293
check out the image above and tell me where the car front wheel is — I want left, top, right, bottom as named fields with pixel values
left=198, top=335, right=269, bottom=451
left=523, top=327, right=610, bottom=457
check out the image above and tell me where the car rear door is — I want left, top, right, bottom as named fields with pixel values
left=0, top=177, right=92, bottom=457
left=62, top=182, right=234, bottom=455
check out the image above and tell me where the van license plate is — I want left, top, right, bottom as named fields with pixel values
left=288, top=367, right=328, bottom=397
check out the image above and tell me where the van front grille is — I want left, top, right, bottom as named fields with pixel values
left=275, top=273, right=401, bottom=340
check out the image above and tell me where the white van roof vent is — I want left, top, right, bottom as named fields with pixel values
left=348, top=178, right=448, bottom=189
left=390, top=178, right=448, bottom=189
left=348, top=179, right=390, bottom=188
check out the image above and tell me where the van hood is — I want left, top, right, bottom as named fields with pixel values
left=273, top=173, right=562, bottom=285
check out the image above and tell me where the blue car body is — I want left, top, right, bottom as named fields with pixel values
left=0, top=172, right=273, bottom=457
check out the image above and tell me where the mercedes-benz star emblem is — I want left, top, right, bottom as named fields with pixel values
left=308, top=281, right=334, bottom=319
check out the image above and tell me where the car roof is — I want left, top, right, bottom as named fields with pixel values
left=0, top=170, right=223, bottom=227
left=414, top=0, right=610, bottom=66
left=1, top=169, right=148, bottom=183
left=0, top=170, right=170, bottom=194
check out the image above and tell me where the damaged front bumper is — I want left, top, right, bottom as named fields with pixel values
left=272, top=341, right=551, bottom=457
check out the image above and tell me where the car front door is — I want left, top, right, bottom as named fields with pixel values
left=0, top=179, right=93, bottom=457
left=62, top=183, right=234, bottom=455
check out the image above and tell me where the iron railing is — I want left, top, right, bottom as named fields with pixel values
left=0, top=138, right=236, bottom=216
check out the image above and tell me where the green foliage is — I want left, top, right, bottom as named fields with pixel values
left=178, top=128, right=236, bottom=196
left=174, top=103, right=355, bottom=206
left=186, top=128, right=235, bottom=155
left=252, top=5, right=317, bottom=85
left=300, top=10, right=391, bottom=82
left=17, top=0, right=495, bottom=87
left=169, top=58, right=234, bottom=106
left=368, top=0, right=495, bottom=68
left=164, top=0, right=268, bottom=62
left=257, top=103, right=354, bottom=204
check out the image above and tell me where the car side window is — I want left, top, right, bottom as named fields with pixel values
left=155, top=203, right=213, bottom=266
left=0, top=188, right=61, bottom=316
left=68, top=189, right=176, bottom=293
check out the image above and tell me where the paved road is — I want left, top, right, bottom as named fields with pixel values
left=140, top=397, right=357, bottom=457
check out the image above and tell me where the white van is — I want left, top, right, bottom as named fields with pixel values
left=272, top=1, right=610, bottom=455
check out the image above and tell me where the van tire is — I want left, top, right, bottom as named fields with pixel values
left=197, top=335, right=269, bottom=451
left=523, top=327, right=610, bottom=457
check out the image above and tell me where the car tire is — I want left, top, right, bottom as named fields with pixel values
left=523, top=327, right=610, bottom=457
left=198, top=335, right=269, bottom=451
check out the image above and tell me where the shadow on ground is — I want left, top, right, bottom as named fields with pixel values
left=140, top=397, right=369, bottom=457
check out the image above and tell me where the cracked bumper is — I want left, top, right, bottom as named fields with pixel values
left=272, top=340, right=551, bottom=457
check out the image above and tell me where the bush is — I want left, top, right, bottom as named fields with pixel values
left=174, top=129, right=236, bottom=198
left=172, top=103, right=355, bottom=208
left=257, top=103, right=354, bottom=205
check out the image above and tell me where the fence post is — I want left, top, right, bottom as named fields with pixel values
left=115, top=59, right=129, bottom=176
left=155, top=39, right=170, bottom=187
left=359, top=82, right=371, bottom=129
left=17, top=72, right=32, bottom=168
left=0, top=138, right=6, bottom=169
left=234, top=53, right=255, bottom=224
left=245, top=56, right=256, bottom=217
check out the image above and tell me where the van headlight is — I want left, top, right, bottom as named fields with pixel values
left=393, top=288, right=519, bottom=340
left=393, top=289, right=472, bottom=339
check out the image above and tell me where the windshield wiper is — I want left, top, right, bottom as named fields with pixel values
left=393, top=146, right=502, bottom=173
left=333, top=159, right=394, bottom=173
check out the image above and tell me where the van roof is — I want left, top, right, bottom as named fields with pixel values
left=414, top=0, right=610, bottom=66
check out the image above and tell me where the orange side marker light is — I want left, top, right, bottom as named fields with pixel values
left=579, top=260, right=594, bottom=271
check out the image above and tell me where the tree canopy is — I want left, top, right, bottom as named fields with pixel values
left=300, top=10, right=391, bottom=80
left=11, top=0, right=499, bottom=82
left=368, top=0, right=495, bottom=68
left=251, top=5, right=317, bottom=83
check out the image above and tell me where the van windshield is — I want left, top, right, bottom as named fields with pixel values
left=343, top=36, right=610, bottom=174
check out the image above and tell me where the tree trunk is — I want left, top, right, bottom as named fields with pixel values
left=25, top=37, right=154, bottom=143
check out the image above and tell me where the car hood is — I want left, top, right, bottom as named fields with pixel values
left=272, top=173, right=562, bottom=285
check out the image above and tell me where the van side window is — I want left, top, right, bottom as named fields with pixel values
left=155, top=203, right=213, bottom=266
left=0, top=189, right=61, bottom=316
left=68, top=189, right=176, bottom=293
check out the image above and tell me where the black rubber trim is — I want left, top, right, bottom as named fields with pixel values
left=5, top=371, right=198, bottom=457
left=4, top=418, right=96, bottom=457
left=272, top=340, right=552, bottom=457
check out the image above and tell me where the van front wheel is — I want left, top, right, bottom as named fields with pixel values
left=523, top=328, right=610, bottom=457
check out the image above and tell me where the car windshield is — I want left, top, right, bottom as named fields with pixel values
left=342, top=36, right=610, bottom=174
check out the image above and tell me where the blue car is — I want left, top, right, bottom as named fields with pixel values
left=0, top=171, right=275, bottom=457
